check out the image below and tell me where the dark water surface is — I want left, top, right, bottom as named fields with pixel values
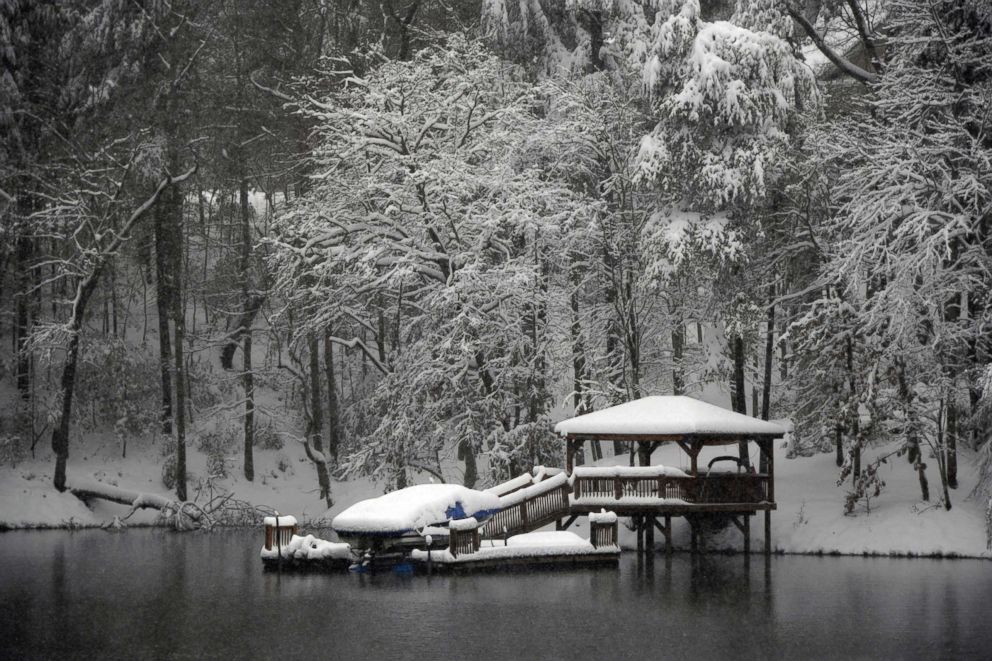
left=1, top=529, right=990, bottom=660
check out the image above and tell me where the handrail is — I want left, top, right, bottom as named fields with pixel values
left=478, top=471, right=771, bottom=541
left=480, top=481, right=570, bottom=539
left=571, top=473, right=770, bottom=505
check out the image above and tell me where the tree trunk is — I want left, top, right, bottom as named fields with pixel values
left=761, top=286, right=775, bottom=420
left=947, top=402, right=958, bottom=489
left=239, top=175, right=254, bottom=481
left=220, top=178, right=264, bottom=369
left=459, top=439, right=477, bottom=489
left=732, top=334, right=749, bottom=466
left=154, top=202, right=174, bottom=434
left=732, top=334, right=747, bottom=414
left=166, top=183, right=187, bottom=502
left=308, top=335, right=331, bottom=506
left=243, top=331, right=254, bottom=481
left=672, top=321, right=685, bottom=395
left=916, top=461, right=929, bottom=502
left=323, top=329, right=339, bottom=462
left=852, top=420, right=862, bottom=481
left=760, top=293, right=776, bottom=473
left=49, top=171, right=189, bottom=491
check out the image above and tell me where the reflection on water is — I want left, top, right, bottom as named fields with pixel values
left=1, top=530, right=989, bottom=660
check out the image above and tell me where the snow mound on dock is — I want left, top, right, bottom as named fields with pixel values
left=260, top=534, right=351, bottom=561
left=506, top=531, right=591, bottom=549
left=331, top=484, right=501, bottom=535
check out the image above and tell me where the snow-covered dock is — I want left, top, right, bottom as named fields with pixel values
left=410, top=513, right=620, bottom=572
left=260, top=395, right=785, bottom=572
left=260, top=515, right=353, bottom=570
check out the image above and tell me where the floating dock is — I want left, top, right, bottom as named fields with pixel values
left=410, top=513, right=620, bottom=572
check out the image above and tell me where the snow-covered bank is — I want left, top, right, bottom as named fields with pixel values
left=2, top=429, right=989, bottom=559
left=604, top=435, right=991, bottom=559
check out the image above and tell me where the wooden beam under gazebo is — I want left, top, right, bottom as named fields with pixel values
left=554, top=396, right=785, bottom=555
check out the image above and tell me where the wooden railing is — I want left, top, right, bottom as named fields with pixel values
left=590, top=519, right=618, bottom=548
left=264, top=524, right=298, bottom=551
left=571, top=474, right=770, bottom=505
left=449, top=526, right=481, bottom=557
left=481, top=482, right=570, bottom=539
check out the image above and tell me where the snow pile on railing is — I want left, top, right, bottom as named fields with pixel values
left=259, top=533, right=351, bottom=561
left=263, top=515, right=297, bottom=527
left=569, top=465, right=690, bottom=482
left=484, top=466, right=565, bottom=497
left=484, top=473, right=534, bottom=496
left=497, top=471, right=568, bottom=508
left=588, top=510, right=618, bottom=524
left=448, top=517, right=479, bottom=531
left=331, top=484, right=502, bottom=535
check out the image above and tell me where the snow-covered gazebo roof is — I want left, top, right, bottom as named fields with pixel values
left=554, top=395, right=785, bottom=442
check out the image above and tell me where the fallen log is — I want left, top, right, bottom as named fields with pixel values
left=69, top=479, right=173, bottom=511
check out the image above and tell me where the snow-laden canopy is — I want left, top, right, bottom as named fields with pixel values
left=554, top=396, right=785, bottom=438
left=331, top=484, right=502, bottom=535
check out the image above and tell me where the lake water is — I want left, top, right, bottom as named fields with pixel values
left=1, top=529, right=989, bottom=660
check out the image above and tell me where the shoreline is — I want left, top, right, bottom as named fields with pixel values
left=2, top=521, right=988, bottom=561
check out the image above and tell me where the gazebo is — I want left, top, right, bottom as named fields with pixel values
left=554, top=395, right=785, bottom=554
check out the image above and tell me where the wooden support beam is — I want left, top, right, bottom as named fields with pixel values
left=558, top=514, right=579, bottom=531
left=645, top=515, right=655, bottom=552
left=664, top=515, right=672, bottom=554
left=744, top=514, right=751, bottom=555
left=764, top=509, right=772, bottom=555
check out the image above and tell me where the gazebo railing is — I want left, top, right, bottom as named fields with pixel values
left=571, top=474, right=770, bottom=505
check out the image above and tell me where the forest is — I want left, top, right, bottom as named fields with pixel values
left=1, top=0, right=990, bottom=538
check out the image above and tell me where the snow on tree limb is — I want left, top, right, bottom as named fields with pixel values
left=786, top=4, right=880, bottom=84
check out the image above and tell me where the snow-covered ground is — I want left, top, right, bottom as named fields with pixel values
left=1, top=421, right=988, bottom=558
left=639, top=434, right=990, bottom=558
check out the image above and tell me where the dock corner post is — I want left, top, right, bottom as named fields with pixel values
left=690, top=520, right=698, bottom=554
left=636, top=516, right=644, bottom=554
left=275, top=514, right=282, bottom=573
left=645, top=515, right=655, bottom=553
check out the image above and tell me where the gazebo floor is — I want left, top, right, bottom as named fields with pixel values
left=568, top=502, right=776, bottom=516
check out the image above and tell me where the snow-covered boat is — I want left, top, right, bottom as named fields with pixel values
left=331, top=483, right=502, bottom=551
